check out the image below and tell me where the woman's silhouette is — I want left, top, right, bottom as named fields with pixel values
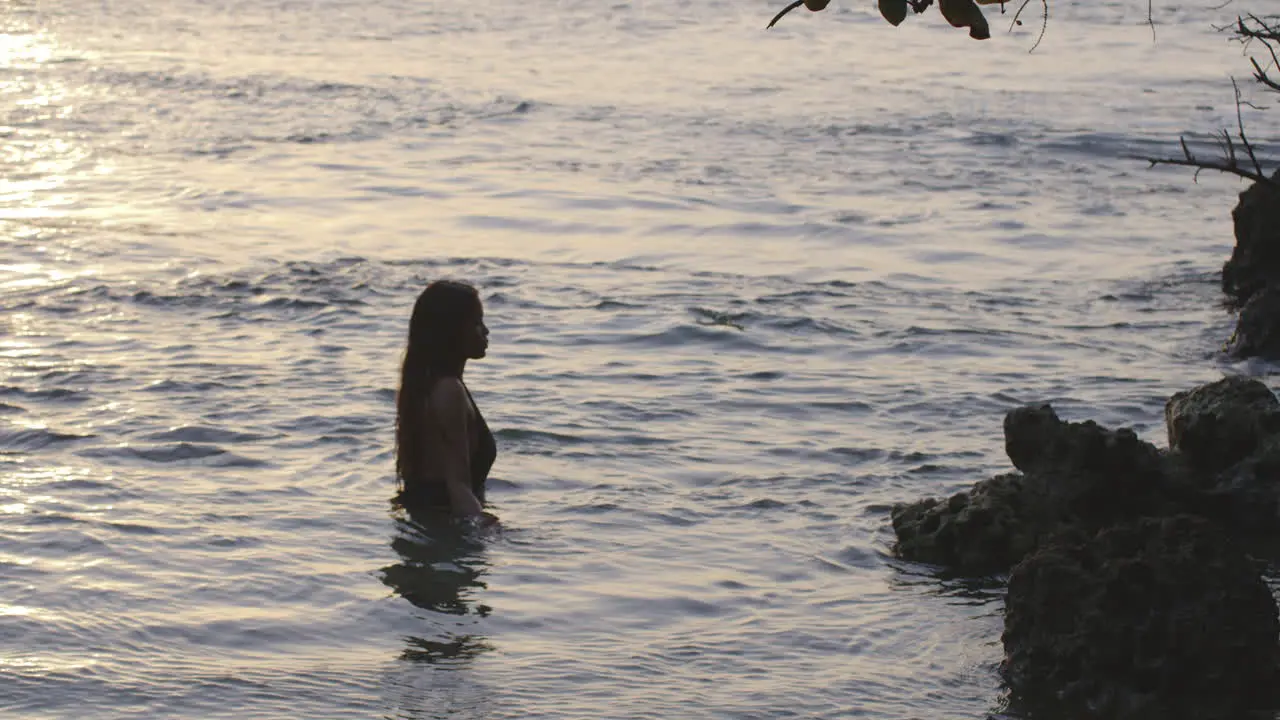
left=395, top=280, right=497, bottom=524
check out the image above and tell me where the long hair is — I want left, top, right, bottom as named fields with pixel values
left=395, top=280, right=481, bottom=490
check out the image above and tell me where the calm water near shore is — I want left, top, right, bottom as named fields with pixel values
left=3, top=0, right=1279, bottom=717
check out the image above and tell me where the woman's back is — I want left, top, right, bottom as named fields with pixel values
left=399, top=376, right=495, bottom=508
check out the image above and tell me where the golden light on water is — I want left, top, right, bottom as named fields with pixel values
left=1, top=264, right=82, bottom=292
left=0, top=32, right=56, bottom=67
left=1, top=466, right=98, bottom=493
left=1, top=27, right=91, bottom=224
left=0, top=654, right=98, bottom=673
left=0, top=137, right=85, bottom=220
left=0, top=339, right=40, bottom=359
left=0, top=605, right=36, bottom=616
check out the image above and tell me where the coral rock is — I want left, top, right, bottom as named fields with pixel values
left=1165, top=375, right=1280, bottom=475
left=890, top=472, right=1049, bottom=575
left=1223, top=171, right=1280, bottom=309
left=1002, top=515, right=1280, bottom=719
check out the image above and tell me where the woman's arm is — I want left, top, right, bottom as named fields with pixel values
left=426, top=377, right=485, bottom=518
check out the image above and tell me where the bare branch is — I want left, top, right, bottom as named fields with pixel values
left=1232, top=77, right=1266, bottom=180
left=1215, top=129, right=1236, bottom=169
left=1008, top=0, right=1034, bottom=32
left=1258, top=33, right=1280, bottom=90
left=1146, top=153, right=1274, bottom=186
left=1143, top=129, right=1275, bottom=187
left=1249, top=57, right=1280, bottom=92
left=1237, top=14, right=1280, bottom=47
left=1031, top=0, right=1048, bottom=52
left=1144, top=15, right=1278, bottom=188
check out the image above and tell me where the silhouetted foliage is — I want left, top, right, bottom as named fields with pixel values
left=765, top=0, right=1035, bottom=45
left=763, top=4, right=1280, bottom=186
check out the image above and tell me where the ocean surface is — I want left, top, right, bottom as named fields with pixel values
left=3, top=0, right=1279, bottom=717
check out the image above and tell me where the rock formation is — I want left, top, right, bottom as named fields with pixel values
left=892, top=403, right=1186, bottom=575
left=1224, top=172, right=1280, bottom=359
left=892, top=376, right=1280, bottom=573
left=1224, top=171, right=1280, bottom=310
left=891, top=375, right=1280, bottom=717
left=1002, top=515, right=1280, bottom=719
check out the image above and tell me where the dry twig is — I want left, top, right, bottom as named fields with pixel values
left=1008, top=0, right=1048, bottom=52
left=1143, top=78, right=1274, bottom=186
left=1143, top=14, right=1279, bottom=187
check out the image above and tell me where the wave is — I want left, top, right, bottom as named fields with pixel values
left=0, top=427, right=96, bottom=451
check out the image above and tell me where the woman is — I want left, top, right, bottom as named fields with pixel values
left=395, top=280, right=497, bottom=525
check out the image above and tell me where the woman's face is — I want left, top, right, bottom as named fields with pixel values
left=464, top=304, right=489, bottom=359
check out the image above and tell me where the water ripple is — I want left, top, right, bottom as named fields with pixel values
left=0, top=1, right=1260, bottom=717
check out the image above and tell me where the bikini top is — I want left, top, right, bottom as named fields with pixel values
left=461, top=383, right=496, bottom=501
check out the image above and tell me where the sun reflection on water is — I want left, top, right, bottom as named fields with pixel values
left=1, top=264, right=87, bottom=292
left=0, top=32, right=56, bottom=68
left=0, top=605, right=36, bottom=616
left=1, top=465, right=98, bottom=490
left=1, top=26, right=101, bottom=226
left=0, top=654, right=97, bottom=673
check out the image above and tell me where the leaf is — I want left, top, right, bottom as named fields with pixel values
left=803, top=0, right=832, bottom=9
left=879, top=0, right=909, bottom=26
left=938, top=0, right=990, bottom=39
left=968, top=11, right=990, bottom=38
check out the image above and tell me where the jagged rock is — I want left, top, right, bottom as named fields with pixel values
left=1003, top=515, right=1280, bottom=720
left=1003, top=404, right=1179, bottom=524
left=1165, top=379, right=1280, bottom=534
left=890, top=472, right=1051, bottom=575
left=1166, top=375, right=1280, bottom=474
left=892, top=405, right=1191, bottom=574
left=891, top=379, right=1280, bottom=575
left=1005, top=405, right=1160, bottom=479
left=1228, top=285, right=1280, bottom=360
left=1223, top=171, right=1280, bottom=308
left=1204, top=433, right=1280, bottom=534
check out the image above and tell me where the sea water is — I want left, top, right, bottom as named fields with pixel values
left=2, top=0, right=1277, bottom=717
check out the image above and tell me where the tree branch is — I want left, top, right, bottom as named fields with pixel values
left=1250, top=57, right=1280, bottom=92
left=1232, top=77, right=1266, bottom=181
left=1142, top=14, right=1278, bottom=187
left=1143, top=121, right=1274, bottom=187
left=1145, top=153, right=1274, bottom=186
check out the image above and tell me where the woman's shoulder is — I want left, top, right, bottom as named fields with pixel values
left=424, top=376, right=469, bottom=416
